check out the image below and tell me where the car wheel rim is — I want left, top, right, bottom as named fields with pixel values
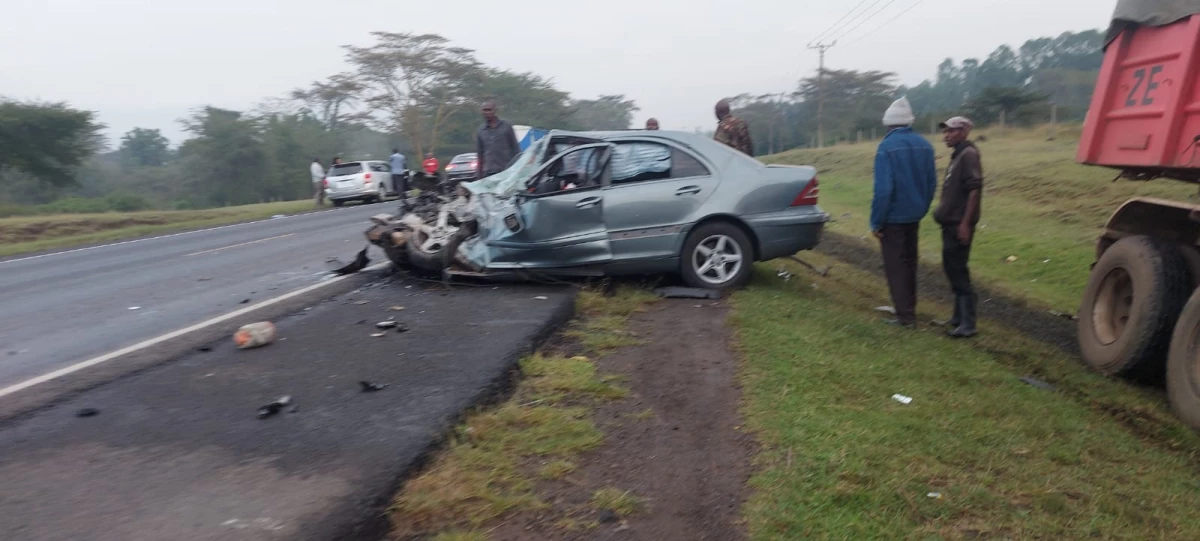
left=412, top=224, right=456, bottom=254
left=1093, top=267, right=1133, bottom=346
left=692, top=234, right=743, bottom=286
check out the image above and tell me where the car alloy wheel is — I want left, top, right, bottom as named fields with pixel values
left=691, top=234, right=744, bottom=286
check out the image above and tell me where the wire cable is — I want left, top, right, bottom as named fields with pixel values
left=808, top=0, right=872, bottom=46
left=843, top=0, right=929, bottom=45
left=826, top=0, right=899, bottom=44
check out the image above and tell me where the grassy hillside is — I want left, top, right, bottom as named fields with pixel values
left=763, top=126, right=1198, bottom=311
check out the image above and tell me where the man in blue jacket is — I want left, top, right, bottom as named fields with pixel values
left=871, top=97, right=937, bottom=328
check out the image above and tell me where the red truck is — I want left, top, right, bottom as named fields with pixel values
left=1076, top=1, right=1200, bottom=429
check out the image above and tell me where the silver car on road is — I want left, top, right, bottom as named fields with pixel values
left=367, top=130, right=827, bottom=289
left=325, top=160, right=405, bottom=206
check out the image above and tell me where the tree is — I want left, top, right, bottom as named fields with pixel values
left=119, top=128, right=171, bottom=167
left=177, top=107, right=266, bottom=206
left=797, top=69, right=897, bottom=145
left=290, top=74, right=365, bottom=133
left=345, top=32, right=483, bottom=156
left=0, top=99, right=104, bottom=187
left=568, top=95, right=640, bottom=131
left=966, top=86, right=1049, bottom=127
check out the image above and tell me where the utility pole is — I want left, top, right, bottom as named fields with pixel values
left=808, top=41, right=835, bottom=149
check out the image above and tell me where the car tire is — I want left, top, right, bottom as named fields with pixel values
left=1078, top=235, right=1189, bottom=377
left=382, top=241, right=409, bottom=269
left=332, top=199, right=345, bottom=207
left=680, top=222, right=754, bottom=290
left=1167, top=289, right=1200, bottom=432
left=405, top=226, right=448, bottom=275
left=377, top=185, right=388, bottom=203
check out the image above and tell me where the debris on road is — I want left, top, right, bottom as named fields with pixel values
left=128, top=306, right=141, bottom=311
left=370, top=332, right=387, bottom=338
left=1019, top=376, right=1057, bottom=391
left=75, top=408, right=99, bottom=418
left=234, top=322, right=276, bottom=349
left=654, top=287, right=721, bottom=300
left=534, top=296, right=549, bottom=300
left=777, top=268, right=793, bottom=281
left=891, top=394, right=913, bottom=405
left=271, top=214, right=286, bottom=219
left=375, top=321, right=398, bottom=330
left=359, top=381, right=389, bottom=392
left=332, top=247, right=371, bottom=275
left=395, top=324, right=409, bottom=333
left=353, top=300, right=370, bottom=305
left=785, top=255, right=831, bottom=276
left=257, top=396, right=291, bottom=419
left=389, top=306, right=405, bottom=311
left=239, top=298, right=250, bottom=304
left=197, top=346, right=213, bottom=353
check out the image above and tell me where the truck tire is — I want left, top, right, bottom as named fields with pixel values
left=1078, top=236, right=1190, bottom=377
left=1180, top=244, right=1200, bottom=290
left=1167, top=290, right=1200, bottom=431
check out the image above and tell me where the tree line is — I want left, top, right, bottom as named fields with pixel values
left=731, top=29, right=1105, bottom=156
left=0, top=32, right=639, bottom=214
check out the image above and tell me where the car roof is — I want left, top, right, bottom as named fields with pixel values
left=451, top=153, right=477, bottom=160
left=543, top=129, right=763, bottom=170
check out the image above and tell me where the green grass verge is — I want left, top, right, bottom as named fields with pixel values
left=734, top=255, right=1200, bottom=540
left=763, top=126, right=1198, bottom=312
left=389, top=287, right=656, bottom=539
left=0, top=200, right=323, bottom=257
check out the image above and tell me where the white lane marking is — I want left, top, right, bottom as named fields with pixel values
left=0, top=262, right=390, bottom=400
left=184, top=233, right=296, bottom=257
left=0, top=208, right=349, bottom=266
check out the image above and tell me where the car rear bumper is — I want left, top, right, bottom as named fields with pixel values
left=743, top=206, right=829, bottom=260
left=325, top=187, right=376, bottom=200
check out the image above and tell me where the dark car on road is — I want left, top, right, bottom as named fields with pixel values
left=444, top=153, right=479, bottom=183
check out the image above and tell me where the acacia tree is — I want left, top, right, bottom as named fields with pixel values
left=0, top=99, right=104, bottom=187
left=290, top=74, right=364, bottom=133
left=345, top=32, right=482, bottom=156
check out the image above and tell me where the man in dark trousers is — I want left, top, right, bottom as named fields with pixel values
left=871, top=97, right=937, bottom=328
left=934, top=116, right=983, bottom=338
left=475, top=100, right=520, bottom=180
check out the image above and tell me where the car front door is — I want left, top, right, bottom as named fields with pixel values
left=601, top=142, right=719, bottom=261
left=487, top=143, right=615, bottom=269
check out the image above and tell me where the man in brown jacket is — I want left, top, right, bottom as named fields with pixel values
left=933, top=116, right=983, bottom=338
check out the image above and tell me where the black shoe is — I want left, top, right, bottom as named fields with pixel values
left=933, top=295, right=963, bottom=327
left=883, top=318, right=916, bottom=329
left=947, top=294, right=977, bottom=338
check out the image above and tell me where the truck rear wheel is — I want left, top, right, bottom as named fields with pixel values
left=1167, top=290, right=1200, bottom=431
left=1078, top=236, right=1189, bottom=377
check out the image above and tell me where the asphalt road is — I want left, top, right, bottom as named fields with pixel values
left=0, top=202, right=395, bottom=390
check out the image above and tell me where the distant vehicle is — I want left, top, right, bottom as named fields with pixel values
left=324, top=160, right=406, bottom=206
left=444, top=153, right=479, bottom=182
left=1073, top=2, right=1200, bottom=430
left=366, top=130, right=828, bottom=290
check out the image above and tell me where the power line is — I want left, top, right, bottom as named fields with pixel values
left=843, top=0, right=929, bottom=45
left=826, top=0, right=898, bottom=44
left=808, top=0, right=872, bottom=47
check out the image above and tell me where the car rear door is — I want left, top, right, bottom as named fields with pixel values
left=489, top=143, right=614, bottom=268
left=601, top=141, right=719, bottom=261
left=327, top=162, right=365, bottom=195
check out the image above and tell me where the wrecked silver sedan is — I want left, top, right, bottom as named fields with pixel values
left=365, top=130, right=828, bottom=289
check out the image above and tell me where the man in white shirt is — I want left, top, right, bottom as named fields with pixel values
left=310, top=158, right=326, bottom=207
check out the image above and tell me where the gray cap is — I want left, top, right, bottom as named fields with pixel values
left=938, top=116, right=974, bottom=130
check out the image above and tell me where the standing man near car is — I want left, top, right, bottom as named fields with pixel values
left=475, top=100, right=520, bottom=180
left=713, top=99, right=753, bottom=156
left=933, top=116, right=983, bottom=338
left=645, top=118, right=660, bottom=130
left=389, top=148, right=408, bottom=196
left=310, top=157, right=325, bottom=207
left=871, top=96, right=937, bottom=328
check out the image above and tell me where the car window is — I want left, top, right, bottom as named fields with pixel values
left=529, top=146, right=608, bottom=195
left=370, top=163, right=390, bottom=173
left=669, top=148, right=710, bottom=178
left=329, top=163, right=363, bottom=176
left=610, top=142, right=672, bottom=185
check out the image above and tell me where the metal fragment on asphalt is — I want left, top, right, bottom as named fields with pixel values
left=375, top=321, right=398, bottom=329
left=359, top=381, right=389, bottom=392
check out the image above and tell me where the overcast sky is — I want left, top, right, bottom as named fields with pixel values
left=1, top=0, right=1113, bottom=148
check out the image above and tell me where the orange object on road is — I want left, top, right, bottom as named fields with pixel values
left=234, top=322, right=276, bottom=349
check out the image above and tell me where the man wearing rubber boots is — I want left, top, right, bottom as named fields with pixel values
left=934, top=116, right=983, bottom=338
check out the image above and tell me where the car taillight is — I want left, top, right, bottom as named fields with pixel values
left=322, top=179, right=328, bottom=188
left=364, top=173, right=372, bottom=180
left=471, top=161, right=478, bottom=169
left=790, top=177, right=819, bottom=207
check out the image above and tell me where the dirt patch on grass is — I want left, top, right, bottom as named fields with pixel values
left=491, top=299, right=754, bottom=541
left=0, top=216, right=180, bottom=243
left=389, top=290, right=754, bottom=541
left=817, top=230, right=1080, bottom=356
